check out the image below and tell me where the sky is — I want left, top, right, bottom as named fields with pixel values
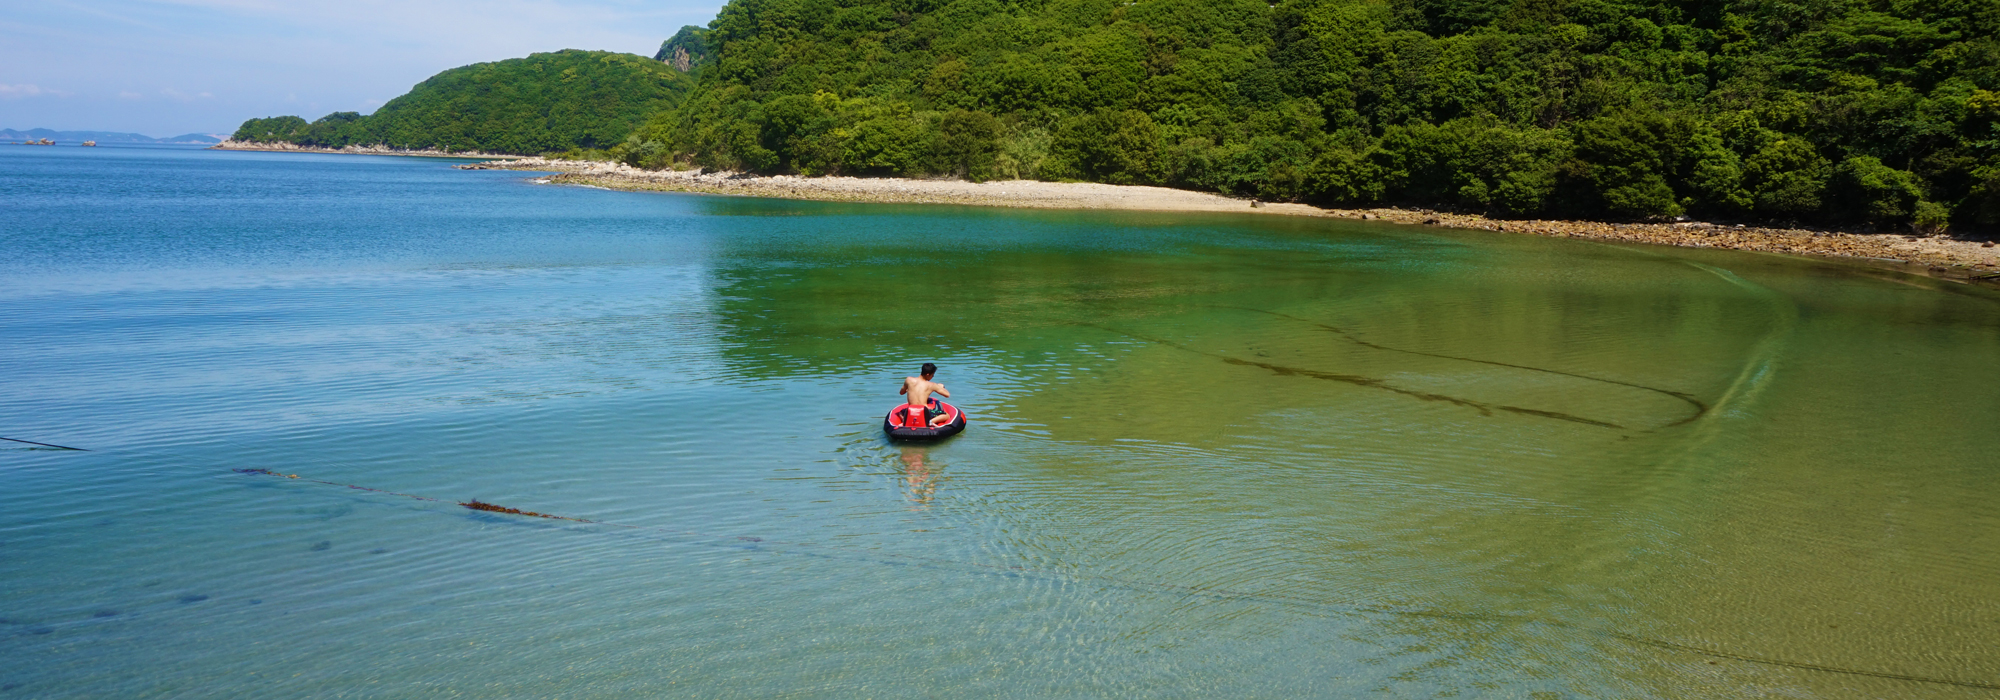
left=1, top=0, right=724, bottom=137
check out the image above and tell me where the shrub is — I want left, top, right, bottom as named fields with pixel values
left=1912, top=200, right=1951, bottom=234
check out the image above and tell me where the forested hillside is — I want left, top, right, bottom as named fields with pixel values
left=232, top=50, right=694, bottom=154
left=624, top=0, right=1999, bottom=230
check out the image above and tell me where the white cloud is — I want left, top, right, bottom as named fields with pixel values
left=113, top=0, right=710, bottom=58
left=0, top=83, right=67, bottom=98
left=160, top=87, right=214, bottom=102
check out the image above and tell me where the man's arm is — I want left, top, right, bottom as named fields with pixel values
left=899, top=378, right=910, bottom=395
left=932, top=383, right=950, bottom=398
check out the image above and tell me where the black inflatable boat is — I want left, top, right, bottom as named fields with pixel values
left=884, top=399, right=966, bottom=441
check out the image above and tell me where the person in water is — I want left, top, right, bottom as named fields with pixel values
left=900, top=362, right=953, bottom=427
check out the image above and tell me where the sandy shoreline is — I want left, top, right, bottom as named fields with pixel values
left=211, top=140, right=528, bottom=159
left=460, top=156, right=2000, bottom=285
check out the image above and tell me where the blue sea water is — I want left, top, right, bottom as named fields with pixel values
left=3, top=144, right=1999, bottom=698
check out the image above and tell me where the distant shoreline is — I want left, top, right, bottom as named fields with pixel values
left=209, top=140, right=528, bottom=160
left=462, top=157, right=2000, bottom=285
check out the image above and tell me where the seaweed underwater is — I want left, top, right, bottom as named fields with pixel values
left=208, top=463, right=1996, bottom=693
left=232, top=469, right=593, bottom=523
left=10, top=421, right=1998, bottom=693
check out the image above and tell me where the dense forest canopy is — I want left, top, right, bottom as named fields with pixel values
left=230, top=0, right=1999, bottom=230
left=623, top=0, right=1999, bottom=230
left=232, top=50, right=694, bottom=154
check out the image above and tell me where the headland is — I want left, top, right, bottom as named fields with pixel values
left=212, top=140, right=528, bottom=159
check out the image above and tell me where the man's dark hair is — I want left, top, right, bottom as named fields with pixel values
left=921, top=362, right=937, bottom=376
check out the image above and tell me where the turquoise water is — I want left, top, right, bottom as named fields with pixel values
left=3, top=144, right=1998, bottom=698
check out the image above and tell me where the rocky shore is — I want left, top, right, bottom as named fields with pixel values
left=462, top=157, right=2000, bottom=285
left=211, top=140, right=527, bottom=159
left=1329, top=208, right=2000, bottom=285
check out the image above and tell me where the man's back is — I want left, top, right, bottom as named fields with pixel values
left=903, top=376, right=944, bottom=406
left=900, top=363, right=952, bottom=427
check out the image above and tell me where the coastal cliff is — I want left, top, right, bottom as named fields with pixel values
left=653, top=26, right=712, bottom=72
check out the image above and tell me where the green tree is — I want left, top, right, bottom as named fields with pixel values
left=1828, top=156, right=1925, bottom=226
left=1568, top=114, right=1690, bottom=219
left=1744, top=138, right=1833, bottom=218
left=231, top=116, right=308, bottom=143
left=1683, top=127, right=1755, bottom=216
left=932, top=110, right=1003, bottom=181
left=1045, top=109, right=1164, bottom=184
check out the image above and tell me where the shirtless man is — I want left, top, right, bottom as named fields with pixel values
left=900, top=362, right=953, bottom=427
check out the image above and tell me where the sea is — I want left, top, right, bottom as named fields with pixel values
left=3, top=143, right=1998, bottom=698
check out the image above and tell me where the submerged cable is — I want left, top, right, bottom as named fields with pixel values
left=1217, top=306, right=1712, bottom=427
left=0, top=435, right=89, bottom=451
left=1081, top=322, right=1626, bottom=429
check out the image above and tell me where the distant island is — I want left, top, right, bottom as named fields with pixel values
left=228, top=0, right=1999, bottom=236
left=3, top=128, right=224, bottom=145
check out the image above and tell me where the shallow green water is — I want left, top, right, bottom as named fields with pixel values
left=3, top=145, right=1998, bottom=698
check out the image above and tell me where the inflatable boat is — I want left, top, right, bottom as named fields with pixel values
left=884, top=399, right=966, bottom=440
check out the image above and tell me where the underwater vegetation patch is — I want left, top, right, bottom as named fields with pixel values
left=224, top=465, right=2000, bottom=693
left=462, top=500, right=592, bottom=522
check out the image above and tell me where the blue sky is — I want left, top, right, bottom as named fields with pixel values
left=1, top=0, right=723, bottom=137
